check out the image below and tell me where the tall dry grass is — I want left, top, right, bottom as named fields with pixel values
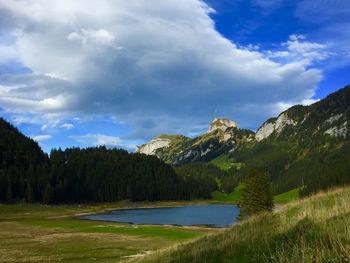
left=135, top=187, right=350, bottom=263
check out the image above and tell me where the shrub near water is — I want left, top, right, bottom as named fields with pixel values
left=137, top=187, right=350, bottom=263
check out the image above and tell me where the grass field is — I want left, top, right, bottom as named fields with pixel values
left=212, top=184, right=299, bottom=204
left=137, top=187, right=350, bottom=263
left=0, top=201, right=217, bottom=262
left=274, top=187, right=301, bottom=203
left=211, top=184, right=243, bottom=203
left=209, top=154, right=243, bottom=170
left=0, top=188, right=310, bottom=262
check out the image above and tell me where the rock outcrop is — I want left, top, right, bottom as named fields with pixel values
left=324, top=121, right=348, bottom=138
left=137, top=118, right=254, bottom=165
left=207, top=118, right=238, bottom=133
left=255, top=112, right=297, bottom=141
left=137, top=137, right=170, bottom=155
left=137, top=85, right=350, bottom=164
left=255, top=119, right=276, bottom=142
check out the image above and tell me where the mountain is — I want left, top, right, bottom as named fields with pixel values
left=138, top=86, right=350, bottom=195
left=255, top=86, right=349, bottom=142
left=231, top=85, right=350, bottom=195
left=0, top=117, right=221, bottom=203
left=137, top=118, right=255, bottom=165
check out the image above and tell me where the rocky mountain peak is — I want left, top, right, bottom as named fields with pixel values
left=136, top=137, right=171, bottom=155
left=255, top=112, right=298, bottom=141
left=207, top=118, right=238, bottom=133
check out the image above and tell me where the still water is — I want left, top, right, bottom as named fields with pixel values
left=82, top=205, right=239, bottom=228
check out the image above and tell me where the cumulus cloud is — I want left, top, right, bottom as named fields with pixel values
left=0, top=0, right=326, bottom=139
left=67, top=29, right=118, bottom=50
left=32, top=134, right=52, bottom=142
left=265, top=34, right=330, bottom=65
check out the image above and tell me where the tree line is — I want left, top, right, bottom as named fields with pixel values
left=0, top=118, right=221, bottom=203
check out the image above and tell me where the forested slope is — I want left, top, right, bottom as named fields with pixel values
left=0, top=118, right=215, bottom=203
left=230, top=85, right=350, bottom=195
left=0, top=118, right=50, bottom=202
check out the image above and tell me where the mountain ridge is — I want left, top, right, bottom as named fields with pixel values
left=137, top=118, right=255, bottom=164
left=137, top=86, right=350, bottom=166
left=137, top=85, right=350, bottom=195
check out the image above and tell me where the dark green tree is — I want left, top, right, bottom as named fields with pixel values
left=239, top=169, right=273, bottom=219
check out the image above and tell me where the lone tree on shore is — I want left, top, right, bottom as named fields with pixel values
left=239, top=169, right=273, bottom=219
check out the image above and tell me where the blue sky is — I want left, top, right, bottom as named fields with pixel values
left=206, top=0, right=350, bottom=98
left=0, top=0, right=349, bottom=152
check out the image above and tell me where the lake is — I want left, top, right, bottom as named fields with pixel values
left=81, top=204, right=240, bottom=228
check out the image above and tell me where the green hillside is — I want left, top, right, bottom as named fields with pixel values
left=137, top=187, right=350, bottom=263
left=139, top=85, right=350, bottom=198
left=209, top=154, right=243, bottom=170
left=211, top=184, right=243, bottom=202
left=209, top=154, right=232, bottom=170
left=274, top=187, right=302, bottom=203
left=230, top=85, right=350, bottom=196
left=212, top=184, right=299, bottom=204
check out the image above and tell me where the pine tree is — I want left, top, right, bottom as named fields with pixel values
left=43, top=183, right=51, bottom=204
left=5, top=174, right=12, bottom=202
left=239, top=169, right=273, bottom=219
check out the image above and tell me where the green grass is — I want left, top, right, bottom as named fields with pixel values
left=0, top=189, right=311, bottom=262
left=211, top=184, right=243, bottom=203
left=137, top=187, right=350, bottom=263
left=274, top=187, right=301, bottom=203
left=0, top=201, right=215, bottom=262
left=212, top=185, right=302, bottom=204
left=20, top=218, right=203, bottom=240
left=209, top=154, right=242, bottom=170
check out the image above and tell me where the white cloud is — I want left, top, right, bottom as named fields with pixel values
left=265, top=34, right=330, bottom=65
left=67, top=29, right=117, bottom=49
left=71, top=133, right=138, bottom=150
left=0, top=0, right=325, bottom=138
left=300, top=98, right=319, bottom=106
left=275, top=98, right=319, bottom=113
left=12, top=116, right=39, bottom=125
left=32, top=134, right=52, bottom=142
left=61, top=123, right=74, bottom=130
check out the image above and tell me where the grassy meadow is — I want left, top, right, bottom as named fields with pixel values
left=2, top=187, right=345, bottom=263
left=211, top=184, right=243, bottom=203
left=209, top=154, right=243, bottom=170
left=136, top=186, right=350, bottom=263
left=0, top=201, right=217, bottom=262
left=212, top=184, right=299, bottom=204
left=274, top=187, right=302, bottom=203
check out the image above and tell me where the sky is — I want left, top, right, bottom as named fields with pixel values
left=0, top=0, right=349, bottom=152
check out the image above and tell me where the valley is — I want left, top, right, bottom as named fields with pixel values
left=1, top=85, right=349, bottom=262
left=138, top=85, right=350, bottom=197
left=1, top=1, right=349, bottom=262
left=0, top=201, right=218, bottom=262
left=2, top=186, right=349, bottom=263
